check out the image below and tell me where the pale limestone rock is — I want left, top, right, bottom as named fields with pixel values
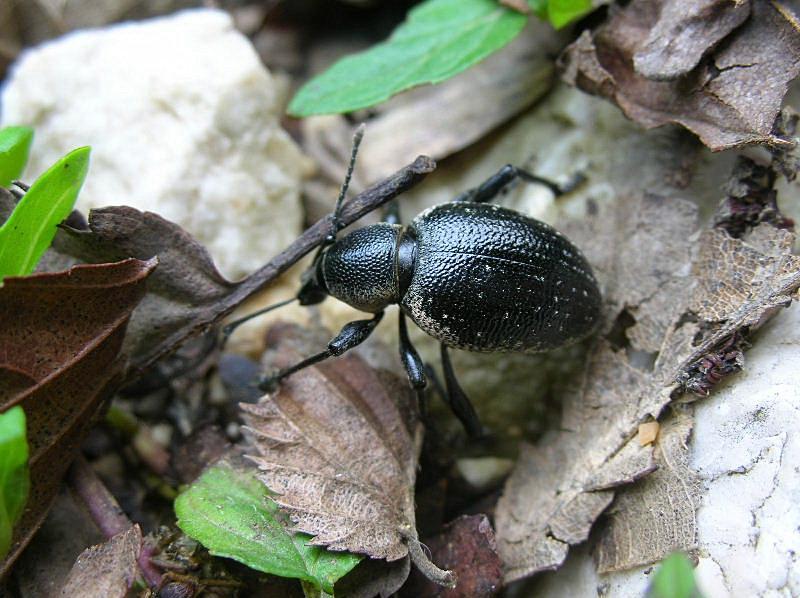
left=0, top=8, right=311, bottom=280
left=529, top=302, right=800, bottom=597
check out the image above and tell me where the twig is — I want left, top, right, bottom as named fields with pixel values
left=67, top=456, right=163, bottom=588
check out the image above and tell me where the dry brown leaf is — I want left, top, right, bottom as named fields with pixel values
left=59, top=525, right=142, bottom=597
left=495, top=343, right=653, bottom=581
left=241, top=324, right=454, bottom=587
left=495, top=158, right=800, bottom=582
left=633, top=0, right=751, bottom=80
left=595, top=411, right=700, bottom=573
left=10, top=491, right=105, bottom=597
left=0, top=258, right=155, bottom=577
left=499, top=0, right=531, bottom=14
left=559, top=0, right=800, bottom=151
left=43, top=205, right=238, bottom=374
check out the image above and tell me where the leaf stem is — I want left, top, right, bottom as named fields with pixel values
left=405, top=536, right=455, bottom=588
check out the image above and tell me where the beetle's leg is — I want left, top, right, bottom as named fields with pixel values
left=439, top=344, right=485, bottom=437
left=222, top=245, right=328, bottom=348
left=398, top=311, right=428, bottom=421
left=454, top=164, right=569, bottom=203
left=257, top=310, right=383, bottom=391
left=220, top=297, right=297, bottom=347
left=383, top=199, right=402, bottom=225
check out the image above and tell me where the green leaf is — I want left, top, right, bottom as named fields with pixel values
left=0, top=126, right=33, bottom=188
left=0, top=406, right=30, bottom=560
left=648, top=552, right=701, bottom=598
left=546, top=0, right=593, bottom=29
left=175, top=463, right=362, bottom=593
left=0, top=146, right=90, bottom=282
left=527, top=0, right=548, bottom=19
left=288, top=0, right=527, bottom=116
left=527, top=0, right=593, bottom=28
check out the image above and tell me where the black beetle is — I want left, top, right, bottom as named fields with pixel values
left=225, top=129, right=601, bottom=436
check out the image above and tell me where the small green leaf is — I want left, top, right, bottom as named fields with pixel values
left=546, top=0, right=593, bottom=29
left=288, top=0, right=527, bottom=116
left=648, top=552, right=702, bottom=598
left=175, top=463, right=361, bottom=593
left=0, top=126, right=33, bottom=188
left=0, top=146, right=90, bottom=282
left=526, top=0, right=593, bottom=28
left=0, top=406, right=30, bottom=560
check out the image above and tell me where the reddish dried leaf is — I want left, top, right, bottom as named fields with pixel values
left=242, top=324, right=454, bottom=587
left=59, top=525, right=142, bottom=597
left=401, top=515, right=502, bottom=598
left=560, top=0, right=800, bottom=150
left=0, top=258, right=155, bottom=577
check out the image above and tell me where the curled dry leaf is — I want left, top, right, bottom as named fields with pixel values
left=50, top=206, right=238, bottom=375
left=595, top=411, right=700, bottom=573
left=495, top=158, right=800, bottom=582
left=0, top=258, right=155, bottom=577
left=59, top=524, right=142, bottom=598
left=241, top=324, right=455, bottom=587
left=632, top=0, right=751, bottom=80
left=559, top=0, right=800, bottom=150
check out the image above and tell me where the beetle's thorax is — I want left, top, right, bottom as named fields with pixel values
left=321, top=223, right=415, bottom=313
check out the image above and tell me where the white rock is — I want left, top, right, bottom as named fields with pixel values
left=0, top=8, right=311, bottom=280
left=529, top=301, right=800, bottom=598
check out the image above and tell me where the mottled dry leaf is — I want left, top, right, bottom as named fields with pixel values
left=496, top=344, right=653, bottom=581
left=559, top=0, right=800, bottom=150
left=496, top=158, right=800, bottom=582
left=596, top=411, right=700, bottom=573
left=401, top=514, right=502, bottom=598
left=691, top=227, right=799, bottom=323
left=59, top=525, right=142, bottom=597
left=0, top=258, right=154, bottom=577
left=242, top=324, right=454, bottom=587
left=633, top=0, right=751, bottom=80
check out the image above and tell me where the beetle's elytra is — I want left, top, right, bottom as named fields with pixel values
left=225, top=131, right=602, bottom=437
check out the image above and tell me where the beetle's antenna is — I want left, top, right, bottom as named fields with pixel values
left=220, top=297, right=296, bottom=348
left=327, top=123, right=366, bottom=244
